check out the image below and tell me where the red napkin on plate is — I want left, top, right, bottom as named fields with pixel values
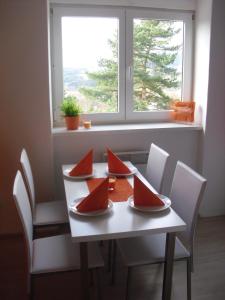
left=107, top=148, right=131, bottom=174
left=133, top=175, right=164, bottom=206
left=69, top=149, right=93, bottom=176
left=76, top=178, right=109, bottom=212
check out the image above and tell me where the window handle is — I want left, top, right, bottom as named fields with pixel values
left=127, top=66, right=133, bottom=80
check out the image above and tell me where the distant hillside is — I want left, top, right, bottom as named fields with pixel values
left=63, top=68, right=96, bottom=91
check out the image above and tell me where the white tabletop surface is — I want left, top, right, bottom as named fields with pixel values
left=62, top=162, right=186, bottom=243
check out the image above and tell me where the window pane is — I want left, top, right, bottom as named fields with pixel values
left=133, top=19, right=184, bottom=111
left=62, top=17, right=119, bottom=113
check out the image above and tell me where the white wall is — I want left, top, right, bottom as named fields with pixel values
left=50, top=0, right=196, bottom=10
left=193, top=0, right=212, bottom=128
left=53, top=128, right=201, bottom=200
left=195, top=0, right=225, bottom=216
left=0, top=0, right=54, bottom=234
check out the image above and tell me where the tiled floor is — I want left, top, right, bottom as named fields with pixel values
left=1, top=216, right=225, bottom=300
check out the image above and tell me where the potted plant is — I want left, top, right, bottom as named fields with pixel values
left=60, top=96, right=82, bottom=130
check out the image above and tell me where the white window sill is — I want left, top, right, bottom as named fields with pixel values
left=52, top=122, right=202, bottom=136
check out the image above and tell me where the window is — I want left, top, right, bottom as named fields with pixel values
left=51, top=6, right=193, bottom=125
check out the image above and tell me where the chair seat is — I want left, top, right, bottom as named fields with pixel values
left=32, top=234, right=104, bottom=274
left=117, top=233, right=190, bottom=267
left=33, top=200, right=68, bottom=226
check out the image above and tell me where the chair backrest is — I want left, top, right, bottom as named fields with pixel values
left=13, top=170, right=33, bottom=272
left=20, top=149, right=35, bottom=213
left=145, top=143, right=169, bottom=193
left=169, top=161, right=207, bottom=256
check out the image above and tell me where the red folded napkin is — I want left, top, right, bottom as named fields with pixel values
left=69, top=149, right=93, bottom=176
left=107, top=148, right=131, bottom=174
left=76, top=178, right=109, bottom=212
left=87, top=177, right=133, bottom=202
left=133, top=175, right=164, bottom=206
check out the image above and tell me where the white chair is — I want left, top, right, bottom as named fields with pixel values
left=109, top=144, right=169, bottom=273
left=20, top=148, right=68, bottom=227
left=13, top=170, right=104, bottom=298
left=145, top=143, right=170, bottom=193
left=115, top=161, right=207, bottom=300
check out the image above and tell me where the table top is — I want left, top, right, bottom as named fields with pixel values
left=62, top=162, right=186, bottom=243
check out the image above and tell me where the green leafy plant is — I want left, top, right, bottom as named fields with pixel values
left=60, top=96, right=82, bottom=117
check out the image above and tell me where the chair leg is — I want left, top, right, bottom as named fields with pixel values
left=30, top=275, right=34, bottom=300
left=96, top=268, right=102, bottom=300
left=111, top=240, right=117, bottom=285
left=90, top=269, right=94, bottom=286
left=107, top=240, right=112, bottom=272
left=187, top=257, right=192, bottom=300
left=125, top=267, right=132, bottom=300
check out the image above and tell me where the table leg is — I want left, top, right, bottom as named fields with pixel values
left=80, top=242, right=90, bottom=300
left=162, top=232, right=176, bottom=300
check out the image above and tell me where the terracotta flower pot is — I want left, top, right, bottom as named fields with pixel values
left=65, top=116, right=80, bottom=130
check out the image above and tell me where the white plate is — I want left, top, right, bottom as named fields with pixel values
left=63, top=168, right=95, bottom=180
left=69, top=198, right=113, bottom=216
left=128, top=194, right=171, bottom=212
left=106, top=166, right=137, bottom=177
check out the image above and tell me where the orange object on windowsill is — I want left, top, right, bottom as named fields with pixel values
left=170, top=101, right=195, bottom=123
left=83, top=120, right=92, bottom=129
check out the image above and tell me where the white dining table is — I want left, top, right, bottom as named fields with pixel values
left=62, top=162, right=186, bottom=300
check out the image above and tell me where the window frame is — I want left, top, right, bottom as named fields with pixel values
left=51, top=6, right=126, bottom=124
left=125, top=9, right=193, bottom=122
left=50, top=5, right=193, bottom=125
